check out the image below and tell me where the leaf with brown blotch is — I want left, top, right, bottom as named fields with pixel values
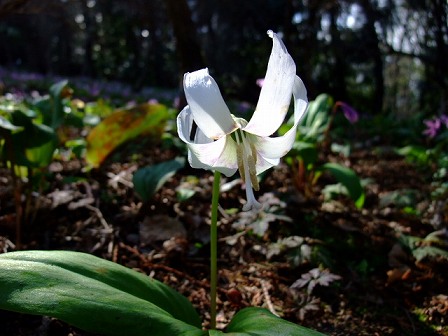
left=86, top=103, right=169, bottom=168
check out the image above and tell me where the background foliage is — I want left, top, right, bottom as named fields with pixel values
left=0, top=0, right=446, bottom=118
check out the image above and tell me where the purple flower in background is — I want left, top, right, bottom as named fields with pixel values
left=440, top=114, right=448, bottom=128
left=173, top=96, right=181, bottom=109
left=237, top=101, right=252, bottom=114
left=89, top=83, right=101, bottom=97
left=423, top=117, right=442, bottom=138
left=334, top=101, right=359, bottom=124
left=256, top=78, right=265, bottom=88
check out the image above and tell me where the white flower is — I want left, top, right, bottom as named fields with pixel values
left=177, top=30, right=308, bottom=211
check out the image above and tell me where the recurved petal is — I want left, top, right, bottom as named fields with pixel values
left=177, top=107, right=238, bottom=177
left=254, top=153, right=279, bottom=175
left=253, top=75, right=308, bottom=161
left=184, top=68, right=237, bottom=140
left=187, top=137, right=238, bottom=177
left=177, top=105, right=211, bottom=145
left=243, top=30, right=296, bottom=137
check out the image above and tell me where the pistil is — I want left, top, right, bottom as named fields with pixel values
left=235, top=129, right=262, bottom=211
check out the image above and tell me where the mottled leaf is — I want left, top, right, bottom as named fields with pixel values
left=86, top=103, right=169, bottom=167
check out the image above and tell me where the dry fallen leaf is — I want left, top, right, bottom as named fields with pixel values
left=139, top=215, right=187, bottom=245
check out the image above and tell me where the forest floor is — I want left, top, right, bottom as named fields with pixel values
left=0, top=135, right=447, bottom=336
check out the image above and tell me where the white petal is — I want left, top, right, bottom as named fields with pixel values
left=243, top=31, right=296, bottom=137
left=253, top=75, right=308, bottom=161
left=177, top=107, right=238, bottom=177
left=184, top=68, right=237, bottom=140
left=254, top=153, right=279, bottom=175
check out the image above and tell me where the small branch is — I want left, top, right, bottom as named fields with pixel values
left=261, top=280, right=279, bottom=317
left=85, top=204, right=110, bottom=230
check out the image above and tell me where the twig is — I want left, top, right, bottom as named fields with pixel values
left=85, top=204, right=110, bottom=230
left=261, top=280, right=279, bottom=317
left=118, top=242, right=227, bottom=294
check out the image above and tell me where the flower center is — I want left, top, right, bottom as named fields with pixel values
left=234, top=128, right=262, bottom=211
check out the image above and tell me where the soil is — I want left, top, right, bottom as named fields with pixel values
left=0, top=137, right=447, bottom=336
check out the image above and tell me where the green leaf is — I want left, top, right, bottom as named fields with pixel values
left=133, top=157, right=185, bottom=201
left=412, top=246, right=448, bottom=262
left=330, top=143, right=351, bottom=157
left=24, top=138, right=57, bottom=167
left=320, top=162, right=365, bottom=208
left=302, top=94, right=333, bottom=126
left=290, top=141, right=318, bottom=166
left=378, top=189, right=418, bottom=208
left=398, top=233, right=421, bottom=250
left=211, top=307, right=326, bottom=335
left=396, top=145, right=430, bottom=165
left=398, top=233, right=448, bottom=262
left=177, top=187, right=196, bottom=202
left=298, top=94, right=333, bottom=141
left=65, top=138, right=87, bottom=158
left=6, top=119, right=57, bottom=168
left=321, top=183, right=349, bottom=202
left=86, top=103, right=169, bottom=167
left=0, top=251, right=203, bottom=335
left=48, top=79, right=69, bottom=128
left=35, top=80, right=70, bottom=129
left=0, top=116, right=23, bottom=133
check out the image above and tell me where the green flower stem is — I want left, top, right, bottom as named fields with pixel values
left=210, top=170, right=221, bottom=330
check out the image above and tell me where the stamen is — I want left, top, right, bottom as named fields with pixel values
left=236, top=145, right=245, bottom=182
left=247, top=154, right=259, bottom=191
left=249, top=143, right=259, bottom=191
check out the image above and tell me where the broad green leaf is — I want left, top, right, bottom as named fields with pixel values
left=177, top=188, right=196, bottom=202
left=0, top=250, right=203, bottom=335
left=290, top=141, right=318, bottom=166
left=210, top=307, right=326, bottom=335
left=11, top=108, right=36, bottom=123
left=133, top=157, right=185, bottom=201
left=85, top=99, right=114, bottom=118
left=379, top=189, right=418, bottom=208
left=301, top=94, right=333, bottom=127
left=24, top=137, right=57, bottom=167
left=398, top=233, right=421, bottom=250
left=396, top=145, right=430, bottom=165
left=83, top=114, right=101, bottom=126
left=7, top=120, right=57, bottom=168
left=320, top=162, right=364, bottom=208
left=49, top=80, right=70, bottom=128
left=412, top=246, right=448, bottom=262
left=35, top=80, right=70, bottom=129
left=298, top=94, right=333, bottom=141
left=398, top=233, right=448, bottom=262
left=65, top=138, right=87, bottom=158
left=86, top=103, right=169, bottom=167
left=330, top=143, right=351, bottom=157
left=0, top=116, right=23, bottom=133
left=322, top=183, right=349, bottom=202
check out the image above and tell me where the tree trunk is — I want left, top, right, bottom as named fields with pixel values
left=164, top=0, right=205, bottom=74
left=359, top=0, right=384, bottom=114
left=164, top=0, right=205, bottom=108
left=329, top=3, right=348, bottom=102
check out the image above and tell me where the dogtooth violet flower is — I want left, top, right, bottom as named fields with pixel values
left=177, top=30, right=308, bottom=210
